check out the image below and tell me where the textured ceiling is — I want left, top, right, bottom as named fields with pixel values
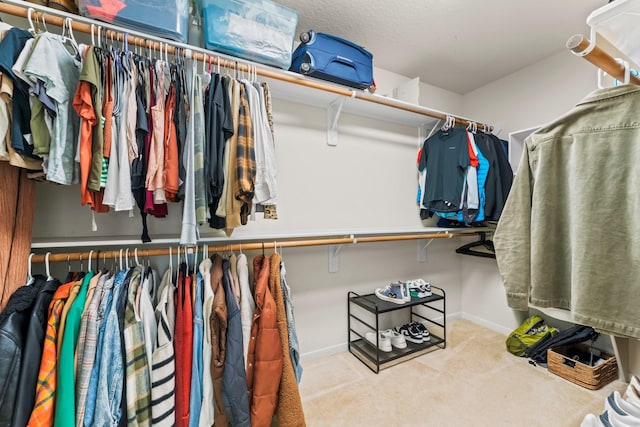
left=275, top=0, right=608, bottom=94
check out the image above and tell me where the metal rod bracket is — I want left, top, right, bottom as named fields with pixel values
left=417, top=239, right=434, bottom=262
left=328, top=244, right=343, bottom=273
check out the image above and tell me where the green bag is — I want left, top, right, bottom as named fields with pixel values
left=506, top=315, right=558, bottom=357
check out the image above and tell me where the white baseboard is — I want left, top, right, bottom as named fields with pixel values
left=301, top=342, right=348, bottom=362
left=461, top=312, right=511, bottom=336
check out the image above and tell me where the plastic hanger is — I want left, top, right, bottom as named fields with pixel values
left=134, top=248, right=140, bottom=266
left=45, top=252, right=54, bottom=280
left=168, top=246, right=173, bottom=277
left=27, top=8, right=37, bottom=35
left=38, top=12, right=47, bottom=33
left=455, top=232, right=496, bottom=259
left=26, top=253, right=35, bottom=285
left=88, top=250, right=94, bottom=273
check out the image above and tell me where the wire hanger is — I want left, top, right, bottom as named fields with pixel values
left=79, top=253, right=84, bottom=273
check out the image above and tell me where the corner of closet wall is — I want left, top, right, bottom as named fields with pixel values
left=457, top=44, right=630, bottom=337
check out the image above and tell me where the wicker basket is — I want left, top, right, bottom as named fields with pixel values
left=547, top=343, right=618, bottom=390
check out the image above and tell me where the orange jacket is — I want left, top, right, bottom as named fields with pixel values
left=246, top=255, right=282, bottom=427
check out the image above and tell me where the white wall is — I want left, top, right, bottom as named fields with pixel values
left=462, top=50, right=597, bottom=137
left=458, top=50, right=598, bottom=334
left=31, top=68, right=466, bottom=361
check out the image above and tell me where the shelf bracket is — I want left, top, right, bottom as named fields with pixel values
left=327, top=96, right=346, bottom=146
left=417, top=239, right=434, bottom=262
left=328, top=244, right=343, bottom=273
left=419, top=120, right=442, bottom=144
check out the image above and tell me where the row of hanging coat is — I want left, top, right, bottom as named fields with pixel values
left=417, top=123, right=513, bottom=225
left=0, top=14, right=279, bottom=244
left=0, top=246, right=305, bottom=427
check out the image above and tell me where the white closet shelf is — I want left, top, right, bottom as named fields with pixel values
left=30, top=227, right=490, bottom=249
left=586, top=0, right=640, bottom=67
left=264, top=74, right=456, bottom=128
left=0, top=0, right=489, bottom=133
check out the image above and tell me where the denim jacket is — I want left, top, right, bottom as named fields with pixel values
left=92, top=269, right=127, bottom=426
left=280, top=261, right=302, bottom=383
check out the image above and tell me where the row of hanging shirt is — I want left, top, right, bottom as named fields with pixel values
left=0, top=18, right=279, bottom=244
left=0, top=248, right=303, bottom=427
left=417, top=125, right=514, bottom=226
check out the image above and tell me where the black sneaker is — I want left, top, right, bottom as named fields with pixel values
left=410, top=322, right=431, bottom=341
left=395, top=323, right=424, bottom=344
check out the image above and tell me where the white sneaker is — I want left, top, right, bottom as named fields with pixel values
left=624, top=376, right=640, bottom=408
left=581, top=413, right=605, bottom=427
left=407, top=279, right=432, bottom=298
left=364, top=331, right=392, bottom=352
left=380, top=329, right=407, bottom=349
left=605, top=391, right=640, bottom=426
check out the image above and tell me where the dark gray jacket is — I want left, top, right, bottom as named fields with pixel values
left=221, top=259, right=250, bottom=427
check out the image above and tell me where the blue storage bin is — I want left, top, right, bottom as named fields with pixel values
left=203, top=0, right=298, bottom=69
left=79, top=0, right=189, bottom=42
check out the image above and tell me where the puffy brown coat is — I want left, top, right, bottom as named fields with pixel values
left=246, top=255, right=283, bottom=427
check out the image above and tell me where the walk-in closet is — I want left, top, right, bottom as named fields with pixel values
left=0, top=0, right=639, bottom=426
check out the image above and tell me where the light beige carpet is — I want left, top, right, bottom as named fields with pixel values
left=299, top=319, right=627, bottom=427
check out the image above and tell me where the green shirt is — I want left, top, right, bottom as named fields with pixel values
left=54, top=269, right=94, bottom=427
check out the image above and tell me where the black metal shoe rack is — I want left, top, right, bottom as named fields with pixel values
left=348, top=286, right=446, bottom=373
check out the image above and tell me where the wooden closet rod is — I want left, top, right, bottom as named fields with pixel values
left=29, top=231, right=481, bottom=263
left=0, top=0, right=491, bottom=130
left=566, top=34, right=640, bottom=86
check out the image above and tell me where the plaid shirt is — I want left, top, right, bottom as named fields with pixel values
left=234, top=83, right=255, bottom=203
left=27, top=281, right=74, bottom=427
left=124, top=266, right=152, bottom=426
left=75, top=272, right=109, bottom=426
